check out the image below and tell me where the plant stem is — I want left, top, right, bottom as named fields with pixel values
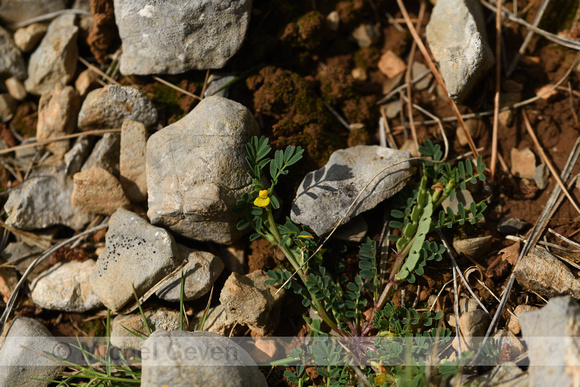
left=264, top=206, right=342, bottom=334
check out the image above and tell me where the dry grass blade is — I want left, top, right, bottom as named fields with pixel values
left=395, top=0, right=479, bottom=158
left=0, top=223, right=109, bottom=336
left=506, top=0, right=551, bottom=76
left=490, top=0, right=503, bottom=181
left=11, top=9, right=91, bottom=29
left=522, top=110, right=580, bottom=215
left=152, top=76, right=201, bottom=101
left=0, top=128, right=121, bottom=156
left=78, top=57, right=121, bottom=86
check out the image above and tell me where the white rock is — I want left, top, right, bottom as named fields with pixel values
left=31, top=259, right=102, bottom=312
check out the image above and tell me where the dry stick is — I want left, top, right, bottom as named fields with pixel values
left=481, top=0, right=580, bottom=51
left=324, top=101, right=351, bottom=131
left=506, top=0, right=550, bottom=77
left=152, top=76, right=201, bottom=101
left=380, top=107, right=398, bottom=149
left=403, top=0, right=427, bottom=154
left=568, top=82, right=580, bottom=127
left=522, top=110, right=580, bottom=215
left=490, top=0, right=503, bottom=182
left=470, top=136, right=580, bottom=365
left=396, top=0, right=479, bottom=158
left=376, top=68, right=433, bottom=105
left=200, top=69, right=211, bottom=100
left=0, top=128, right=121, bottom=156
left=78, top=57, right=121, bottom=86
left=393, top=52, right=580, bottom=129
left=11, top=9, right=91, bottom=29
left=0, top=223, right=109, bottom=336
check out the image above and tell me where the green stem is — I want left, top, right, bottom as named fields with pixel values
left=264, top=206, right=341, bottom=334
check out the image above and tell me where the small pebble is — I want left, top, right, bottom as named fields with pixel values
left=497, top=217, right=530, bottom=234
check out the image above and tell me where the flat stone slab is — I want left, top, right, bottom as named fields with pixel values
left=291, top=145, right=412, bottom=236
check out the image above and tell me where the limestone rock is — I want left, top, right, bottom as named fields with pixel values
left=24, top=14, right=79, bottom=95
left=425, top=0, right=494, bottom=102
left=13, top=23, right=47, bottom=53
left=156, top=245, right=224, bottom=302
left=88, top=208, right=180, bottom=311
left=514, top=247, right=580, bottom=299
left=219, top=270, right=285, bottom=336
left=37, top=84, right=81, bottom=158
left=5, top=76, right=27, bottom=100
left=114, top=0, right=252, bottom=75
left=4, top=164, right=92, bottom=230
left=0, top=0, right=67, bottom=25
left=111, top=309, right=182, bottom=351
left=30, top=259, right=102, bottom=312
left=146, top=96, right=259, bottom=244
left=81, top=132, right=120, bottom=176
left=0, top=317, right=65, bottom=387
left=74, top=68, right=99, bottom=97
left=0, top=25, right=26, bottom=80
left=120, top=120, right=148, bottom=203
left=141, top=331, right=267, bottom=387
left=519, top=296, right=580, bottom=387
left=77, top=85, right=157, bottom=130
left=72, top=166, right=131, bottom=215
left=291, top=145, right=412, bottom=236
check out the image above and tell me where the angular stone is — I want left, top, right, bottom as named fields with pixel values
left=89, top=208, right=180, bottom=311
left=514, top=247, right=580, bottom=299
left=64, top=136, right=93, bottom=176
left=219, top=270, right=285, bottom=336
left=534, top=163, right=550, bottom=190
left=30, top=259, right=102, bottom=312
left=412, top=62, right=432, bottom=90
left=120, top=120, right=148, bottom=203
left=0, top=317, right=65, bottom=387
left=13, top=23, right=47, bottom=53
left=352, top=23, right=380, bottom=48
left=426, top=0, right=494, bottom=102
left=378, top=50, right=406, bottom=79
left=146, top=96, right=259, bottom=244
left=291, top=145, right=412, bottom=236
left=111, top=309, right=182, bottom=351
left=141, top=331, right=267, bottom=387
left=0, top=0, right=67, bottom=25
left=78, top=85, right=158, bottom=130
left=74, top=68, right=99, bottom=97
left=454, top=309, right=490, bottom=351
left=72, top=166, right=131, bottom=215
left=4, top=164, right=92, bottom=230
left=24, top=14, right=78, bottom=95
left=519, top=296, right=580, bottom=387
left=0, top=25, right=26, bottom=80
left=81, top=133, right=120, bottom=176
left=510, top=147, right=536, bottom=180
left=114, top=0, right=252, bottom=75
left=156, top=245, right=224, bottom=302
left=37, top=84, right=81, bottom=158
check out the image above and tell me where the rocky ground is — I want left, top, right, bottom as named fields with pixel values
left=0, top=0, right=579, bottom=386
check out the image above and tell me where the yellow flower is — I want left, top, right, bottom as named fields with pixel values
left=254, top=190, right=270, bottom=207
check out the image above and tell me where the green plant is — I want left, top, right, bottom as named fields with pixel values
left=237, top=136, right=488, bottom=385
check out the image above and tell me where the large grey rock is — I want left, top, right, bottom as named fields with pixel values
left=0, top=25, right=26, bottom=80
left=4, top=164, right=92, bottom=230
left=89, top=208, right=181, bottom=311
left=114, top=0, right=252, bottom=75
left=519, top=296, right=580, bottom=387
left=24, top=14, right=79, bottom=95
left=0, top=317, right=65, bottom=387
left=291, top=146, right=412, bottom=236
left=425, top=0, right=494, bottom=102
left=111, top=309, right=182, bottom=351
left=219, top=270, right=285, bottom=336
left=30, top=259, right=102, bottom=312
left=120, top=120, right=148, bottom=202
left=155, top=245, right=224, bottom=302
left=77, top=85, right=158, bottom=130
left=0, top=0, right=67, bottom=25
left=141, top=330, right=267, bottom=387
left=146, top=96, right=259, bottom=244
left=514, top=247, right=580, bottom=299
